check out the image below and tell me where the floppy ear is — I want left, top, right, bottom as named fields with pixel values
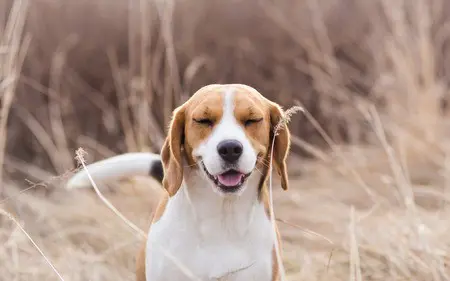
left=161, top=106, right=186, bottom=196
left=268, top=102, right=291, bottom=191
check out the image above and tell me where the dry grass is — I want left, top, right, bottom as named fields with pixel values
left=2, top=0, right=450, bottom=280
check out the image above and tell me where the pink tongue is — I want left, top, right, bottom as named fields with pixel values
left=217, top=172, right=243, bottom=187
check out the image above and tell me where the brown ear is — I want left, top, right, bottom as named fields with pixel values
left=268, top=102, right=291, bottom=191
left=161, top=105, right=186, bottom=196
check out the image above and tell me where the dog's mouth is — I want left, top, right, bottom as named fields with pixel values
left=202, top=163, right=251, bottom=193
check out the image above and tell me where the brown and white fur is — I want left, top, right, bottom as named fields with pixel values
left=66, top=84, right=291, bottom=281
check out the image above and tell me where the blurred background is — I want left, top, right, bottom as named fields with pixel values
left=1, top=0, right=450, bottom=280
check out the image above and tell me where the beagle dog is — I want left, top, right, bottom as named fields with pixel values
left=66, top=84, right=291, bottom=281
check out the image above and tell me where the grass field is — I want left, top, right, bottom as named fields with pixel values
left=1, top=0, right=450, bottom=280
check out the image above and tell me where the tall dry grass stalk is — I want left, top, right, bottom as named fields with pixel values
left=268, top=105, right=303, bottom=281
left=0, top=0, right=29, bottom=195
left=74, top=147, right=200, bottom=280
left=370, top=0, right=446, bottom=172
left=0, top=208, right=65, bottom=281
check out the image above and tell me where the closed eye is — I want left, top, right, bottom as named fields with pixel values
left=193, top=118, right=214, bottom=127
left=244, top=118, right=263, bottom=126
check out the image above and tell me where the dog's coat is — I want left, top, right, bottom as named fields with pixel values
left=67, top=84, right=291, bottom=281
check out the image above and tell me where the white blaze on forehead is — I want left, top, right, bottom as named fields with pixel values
left=222, top=86, right=236, bottom=123
left=193, top=86, right=257, bottom=176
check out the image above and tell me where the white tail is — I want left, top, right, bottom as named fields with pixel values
left=66, top=152, right=163, bottom=189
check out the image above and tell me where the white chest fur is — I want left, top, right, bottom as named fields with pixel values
left=145, top=172, right=275, bottom=281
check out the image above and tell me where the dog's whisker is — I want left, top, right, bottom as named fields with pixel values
left=257, top=155, right=270, bottom=163
left=257, top=158, right=270, bottom=169
left=254, top=167, right=265, bottom=176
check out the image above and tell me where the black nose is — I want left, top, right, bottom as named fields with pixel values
left=217, top=140, right=243, bottom=163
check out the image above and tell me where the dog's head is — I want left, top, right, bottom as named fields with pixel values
left=161, top=84, right=291, bottom=196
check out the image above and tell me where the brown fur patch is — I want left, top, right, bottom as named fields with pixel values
left=233, top=89, right=271, bottom=158
left=135, top=192, right=170, bottom=281
left=260, top=186, right=283, bottom=281
left=183, top=88, right=225, bottom=166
